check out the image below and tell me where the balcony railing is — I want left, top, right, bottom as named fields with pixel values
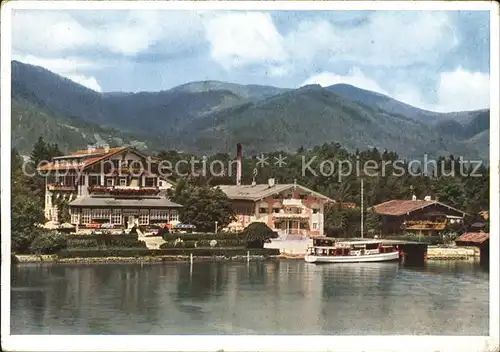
left=276, top=229, right=309, bottom=239
left=273, top=212, right=309, bottom=219
left=282, top=199, right=303, bottom=207
left=47, top=183, right=77, bottom=191
left=403, top=220, right=447, bottom=230
left=87, top=186, right=160, bottom=196
left=110, top=166, right=144, bottom=174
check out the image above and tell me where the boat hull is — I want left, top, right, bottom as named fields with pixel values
left=304, top=251, right=400, bottom=263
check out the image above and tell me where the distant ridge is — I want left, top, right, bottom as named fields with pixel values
left=10, top=60, right=489, bottom=161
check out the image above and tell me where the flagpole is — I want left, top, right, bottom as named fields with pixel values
left=361, top=178, right=364, bottom=239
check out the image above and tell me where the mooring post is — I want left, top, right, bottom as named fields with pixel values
left=247, top=251, right=250, bottom=263
left=190, top=253, right=193, bottom=265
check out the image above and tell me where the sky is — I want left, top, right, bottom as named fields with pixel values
left=11, top=9, right=490, bottom=113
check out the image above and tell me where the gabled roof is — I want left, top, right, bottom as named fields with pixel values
left=69, top=195, right=182, bottom=208
left=369, top=199, right=467, bottom=217
left=38, top=146, right=152, bottom=172
left=216, top=183, right=334, bottom=202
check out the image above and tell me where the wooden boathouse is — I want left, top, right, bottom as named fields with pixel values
left=455, top=232, right=490, bottom=267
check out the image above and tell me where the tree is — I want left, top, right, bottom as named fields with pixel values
left=240, top=222, right=278, bottom=248
left=30, top=136, right=62, bottom=167
left=168, top=180, right=235, bottom=232
left=364, top=211, right=381, bottom=236
left=11, top=148, right=46, bottom=253
left=28, top=136, right=63, bottom=204
left=324, top=206, right=347, bottom=236
left=57, top=199, right=71, bottom=223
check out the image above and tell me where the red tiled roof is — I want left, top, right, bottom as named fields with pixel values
left=38, top=147, right=127, bottom=171
left=370, top=200, right=437, bottom=216
left=455, top=232, right=489, bottom=244
left=370, top=199, right=467, bottom=217
left=70, top=147, right=123, bottom=156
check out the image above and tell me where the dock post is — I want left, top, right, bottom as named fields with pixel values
left=189, top=253, right=193, bottom=278
left=247, top=251, right=250, bottom=263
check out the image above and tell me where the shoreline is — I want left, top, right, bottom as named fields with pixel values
left=13, top=254, right=282, bottom=264
left=13, top=247, right=480, bottom=264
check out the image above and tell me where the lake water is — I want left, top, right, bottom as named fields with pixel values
left=10, top=260, right=489, bottom=335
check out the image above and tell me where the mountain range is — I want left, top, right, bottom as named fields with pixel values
left=10, top=60, right=489, bottom=161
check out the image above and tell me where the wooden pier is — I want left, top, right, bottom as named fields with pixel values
left=378, top=240, right=428, bottom=266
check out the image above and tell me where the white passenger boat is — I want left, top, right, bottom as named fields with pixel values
left=304, top=237, right=401, bottom=263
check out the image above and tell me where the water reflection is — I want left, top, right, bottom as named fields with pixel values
left=11, top=261, right=488, bottom=335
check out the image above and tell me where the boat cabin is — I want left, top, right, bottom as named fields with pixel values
left=308, top=238, right=397, bottom=257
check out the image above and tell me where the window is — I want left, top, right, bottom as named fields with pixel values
left=50, top=208, right=58, bottom=222
left=312, top=223, right=318, bottom=230
left=71, top=209, right=80, bottom=224
left=273, top=208, right=280, bottom=213
left=169, top=210, right=179, bottom=222
left=312, top=208, right=319, bottom=214
left=92, top=208, right=111, bottom=220
left=106, top=178, right=114, bottom=187
left=145, top=177, right=156, bottom=187
left=300, top=194, right=307, bottom=200
left=119, top=178, right=127, bottom=186
left=81, top=209, right=91, bottom=224
left=150, top=209, right=168, bottom=220
left=139, top=210, right=149, bottom=225
left=259, top=208, right=267, bottom=214
left=79, top=175, right=86, bottom=185
left=121, top=160, right=128, bottom=167
left=89, top=176, right=100, bottom=186
left=112, top=209, right=122, bottom=225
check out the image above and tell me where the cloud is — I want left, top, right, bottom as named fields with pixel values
left=435, top=67, right=489, bottom=112
left=10, top=10, right=489, bottom=112
left=390, top=67, right=490, bottom=112
left=12, top=54, right=96, bottom=72
left=65, top=75, right=102, bottom=92
left=286, top=12, right=459, bottom=68
left=204, top=11, right=461, bottom=79
left=12, top=11, right=92, bottom=55
left=204, top=12, right=289, bottom=73
left=12, top=10, right=205, bottom=57
left=300, top=68, right=389, bottom=95
left=13, top=54, right=102, bottom=92
left=302, top=67, right=489, bottom=113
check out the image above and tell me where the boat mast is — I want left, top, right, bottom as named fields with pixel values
left=360, top=178, right=364, bottom=239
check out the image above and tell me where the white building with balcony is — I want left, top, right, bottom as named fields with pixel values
left=216, top=179, right=334, bottom=237
left=38, top=145, right=179, bottom=232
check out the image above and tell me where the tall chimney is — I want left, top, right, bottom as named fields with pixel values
left=236, top=143, right=242, bottom=186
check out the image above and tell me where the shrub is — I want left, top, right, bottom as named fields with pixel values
left=57, top=247, right=280, bottom=258
left=30, top=231, right=68, bottom=254
left=160, top=239, right=246, bottom=249
left=240, top=223, right=278, bottom=248
left=66, top=234, right=146, bottom=249
left=162, top=232, right=242, bottom=242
